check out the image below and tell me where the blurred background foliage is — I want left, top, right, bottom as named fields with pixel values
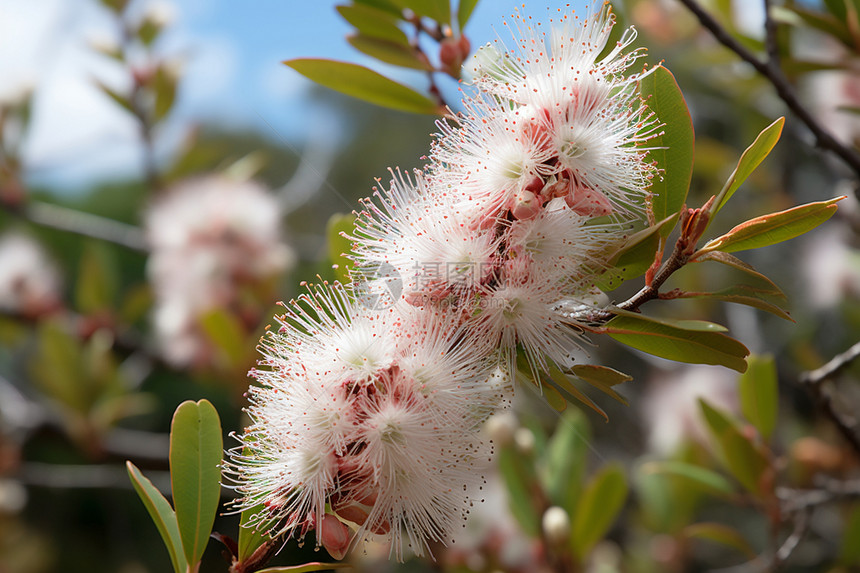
left=1, top=0, right=860, bottom=571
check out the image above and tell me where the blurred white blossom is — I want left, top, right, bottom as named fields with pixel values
left=145, top=175, right=294, bottom=367
left=0, top=233, right=61, bottom=316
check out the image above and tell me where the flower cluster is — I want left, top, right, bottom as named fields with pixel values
left=352, top=5, right=659, bottom=375
left=228, top=4, right=660, bottom=561
left=225, top=283, right=509, bottom=558
left=145, top=175, right=295, bottom=367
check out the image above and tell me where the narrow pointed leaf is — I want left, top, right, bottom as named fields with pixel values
left=840, top=505, right=860, bottom=565
left=642, top=461, right=735, bottom=496
left=127, top=462, right=188, bottom=573
left=95, top=80, right=134, bottom=114
left=699, top=400, right=769, bottom=494
left=170, top=400, right=224, bottom=567
left=347, top=34, right=431, bottom=70
left=605, top=313, right=749, bottom=372
left=682, top=291, right=793, bottom=321
left=256, top=564, right=353, bottom=573
left=337, top=4, right=410, bottom=44
left=677, top=285, right=793, bottom=321
left=699, top=197, right=842, bottom=255
left=571, top=365, right=633, bottom=386
left=597, top=214, right=679, bottom=290
left=692, top=250, right=784, bottom=294
left=711, top=117, right=785, bottom=217
left=571, top=365, right=630, bottom=405
left=639, top=66, right=694, bottom=235
left=542, top=381, right=568, bottom=412
left=739, top=354, right=778, bottom=440
left=542, top=410, right=590, bottom=510
left=237, top=505, right=273, bottom=561
left=571, top=464, right=628, bottom=557
left=546, top=364, right=608, bottom=421
left=458, top=0, right=479, bottom=30
left=284, top=59, right=439, bottom=114
left=497, top=447, right=541, bottom=537
left=200, top=309, right=246, bottom=368
left=393, top=0, right=451, bottom=24
left=684, top=523, right=756, bottom=559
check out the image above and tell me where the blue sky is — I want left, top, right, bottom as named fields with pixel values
left=7, top=0, right=586, bottom=188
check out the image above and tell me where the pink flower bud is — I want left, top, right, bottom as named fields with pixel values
left=319, top=513, right=352, bottom=561
left=509, top=189, right=541, bottom=220
left=565, top=187, right=612, bottom=217
left=439, top=39, right=459, bottom=67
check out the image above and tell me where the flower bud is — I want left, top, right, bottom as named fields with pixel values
left=319, top=513, right=352, bottom=560
left=510, top=189, right=541, bottom=220
left=541, top=506, right=571, bottom=546
left=514, top=427, right=535, bottom=455
left=485, top=411, right=518, bottom=446
left=565, top=187, right=612, bottom=217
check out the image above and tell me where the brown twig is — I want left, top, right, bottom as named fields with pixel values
left=799, top=340, right=860, bottom=458
left=676, top=0, right=860, bottom=181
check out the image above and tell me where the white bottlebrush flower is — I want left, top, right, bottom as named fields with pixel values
left=144, top=175, right=294, bottom=366
left=352, top=169, right=501, bottom=306
left=452, top=4, right=660, bottom=218
left=225, top=282, right=505, bottom=560
left=0, top=233, right=61, bottom=316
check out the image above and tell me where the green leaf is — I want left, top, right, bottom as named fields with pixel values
left=31, top=321, right=86, bottom=412
left=773, top=6, right=855, bottom=47
left=692, top=250, right=784, bottom=294
left=153, top=66, right=177, bottom=123
left=683, top=523, right=756, bottom=559
left=571, top=464, right=628, bottom=558
left=604, top=312, right=749, bottom=372
left=75, top=242, right=118, bottom=314
left=95, top=80, right=134, bottom=114
left=541, top=410, right=590, bottom=511
left=639, top=66, right=694, bottom=235
left=284, top=58, right=439, bottom=114
left=497, top=446, right=541, bottom=537
left=676, top=285, right=793, bottom=322
left=571, top=364, right=633, bottom=386
left=337, top=4, right=410, bottom=44
left=354, top=0, right=403, bottom=16
left=256, top=564, right=352, bottom=573
left=739, top=354, right=778, bottom=440
left=392, top=0, right=451, bottom=24
left=710, top=117, right=785, bottom=217
left=458, top=0, right=479, bottom=30
left=327, top=213, right=356, bottom=284
left=542, top=382, right=568, bottom=412
left=597, top=214, right=679, bottom=291
left=699, top=400, right=769, bottom=494
left=347, top=34, right=431, bottom=70
left=237, top=503, right=272, bottom=562
left=170, top=400, right=224, bottom=568
left=699, top=197, right=842, bottom=255
left=127, top=462, right=188, bottom=573
left=200, top=308, right=246, bottom=368
left=545, top=364, right=607, bottom=422
left=571, top=365, right=631, bottom=405
left=642, top=461, right=735, bottom=496
left=840, top=504, right=860, bottom=565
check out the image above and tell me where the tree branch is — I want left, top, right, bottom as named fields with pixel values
left=3, top=200, right=148, bottom=252
left=676, top=0, right=860, bottom=181
left=799, top=340, right=860, bottom=458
